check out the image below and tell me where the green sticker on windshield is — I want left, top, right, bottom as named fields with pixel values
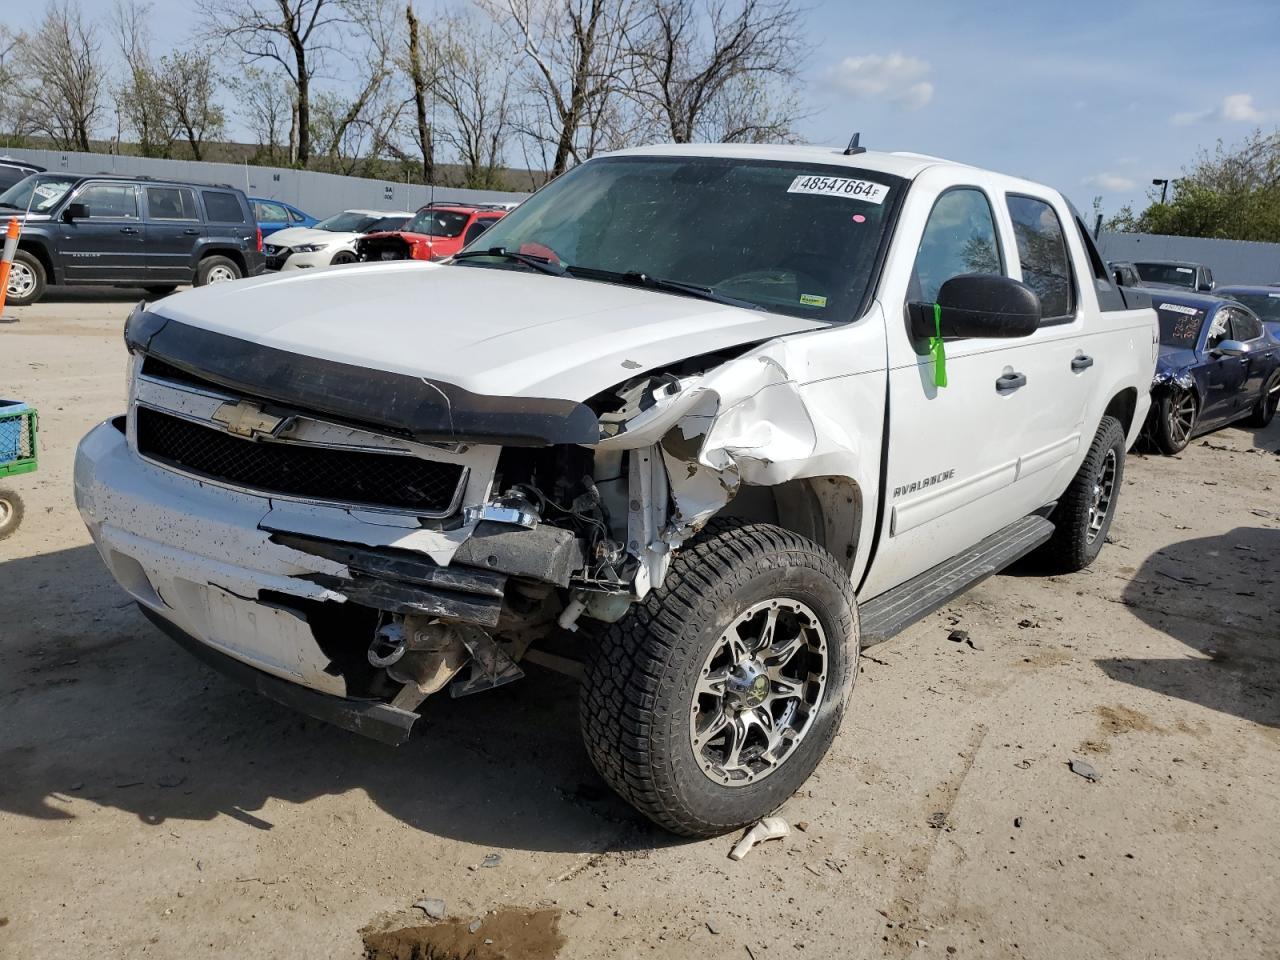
left=799, top=293, right=828, bottom=307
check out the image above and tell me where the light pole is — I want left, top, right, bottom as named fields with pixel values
left=1152, top=178, right=1170, bottom=204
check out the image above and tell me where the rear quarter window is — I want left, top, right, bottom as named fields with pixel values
left=203, top=191, right=246, bottom=223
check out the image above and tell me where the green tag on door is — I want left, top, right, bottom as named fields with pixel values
left=929, top=303, right=948, bottom=388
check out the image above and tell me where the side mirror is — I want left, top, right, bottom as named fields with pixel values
left=62, top=202, right=89, bottom=221
left=1211, top=339, right=1248, bottom=357
left=910, top=274, right=1041, bottom=339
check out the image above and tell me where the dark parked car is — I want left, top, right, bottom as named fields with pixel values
left=1216, top=285, right=1280, bottom=337
left=1108, top=260, right=1141, bottom=288
left=250, top=197, right=318, bottom=236
left=1133, top=259, right=1215, bottom=293
left=0, top=173, right=264, bottom=306
left=0, top=157, right=44, bottom=191
left=1146, top=291, right=1280, bottom=453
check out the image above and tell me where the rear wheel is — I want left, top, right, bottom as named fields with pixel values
left=1247, top=370, right=1280, bottom=428
left=579, top=520, right=858, bottom=837
left=1039, top=415, right=1125, bottom=572
left=0, top=488, right=24, bottom=539
left=5, top=250, right=45, bottom=306
left=196, top=256, right=241, bottom=286
left=1155, top=388, right=1197, bottom=454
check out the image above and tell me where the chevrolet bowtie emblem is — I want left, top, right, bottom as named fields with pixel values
left=211, top=400, right=290, bottom=439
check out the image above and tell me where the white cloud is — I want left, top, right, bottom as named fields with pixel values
left=1172, top=92, right=1267, bottom=125
left=1084, top=172, right=1137, bottom=192
left=825, top=53, right=934, bottom=110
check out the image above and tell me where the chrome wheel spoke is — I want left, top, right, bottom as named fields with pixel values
left=696, top=666, right=731, bottom=698
left=693, top=708, right=730, bottom=750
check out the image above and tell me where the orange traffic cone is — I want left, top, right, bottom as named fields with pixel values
left=0, top=218, right=21, bottom=316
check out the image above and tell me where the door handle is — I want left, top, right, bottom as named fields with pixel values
left=996, top=372, right=1027, bottom=393
left=183, top=228, right=200, bottom=235
left=119, top=226, right=139, bottom=234
left=1071, top=355, right=1095, bottom=372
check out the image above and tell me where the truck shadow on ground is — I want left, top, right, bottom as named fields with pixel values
left=1099, top=525, right=1280, bottom=730
left=0, top=544, right=663, bottom=853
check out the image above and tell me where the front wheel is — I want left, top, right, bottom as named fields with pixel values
left=1155, top=388, right=1197, bottom=454
left=579, top=520, right=858, bottom=837
left=0, top=488, right=25, bottom=539
left=1247, top=370, right=1280, bottom=428
left=329, top=250, right=357, bottom=265
left=1039, top=415, right=1126, bottom=572
left=5, top=250, right=45, bottom=306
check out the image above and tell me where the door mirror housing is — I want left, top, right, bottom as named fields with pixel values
left=1211, top=339, right=1249, bottom=357
left=62, top=202, right=89, bottom=221
left=910, top=274, right=1041, bottom=339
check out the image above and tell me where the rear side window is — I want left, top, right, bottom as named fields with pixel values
left=911, top=188, right=1003, bottom=303
left=288, top=207, right=306, bottom=222
left=77, top=183, right=139, bottom=219
left=253, top=200, right=289, bottom=222
left=1007, top=195, right=1074, bottom=321
left=147, top=187, right=199, bottom=221
left=203, top=191, right=246, bottom=223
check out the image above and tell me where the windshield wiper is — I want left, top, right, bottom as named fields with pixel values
left=566, top=267, right=764, bottom=312
left=452, top=247, right=566, bottom=277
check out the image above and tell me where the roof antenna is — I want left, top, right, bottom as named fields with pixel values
left=843, top=132, right=866, bottom=156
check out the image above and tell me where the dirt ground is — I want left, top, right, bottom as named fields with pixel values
left=1, top=290, right=1278, bottom=960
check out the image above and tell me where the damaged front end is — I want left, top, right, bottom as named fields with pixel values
left=76, top=308, right=843, bottom=743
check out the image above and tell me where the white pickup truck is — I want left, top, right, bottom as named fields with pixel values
left=75, top=143, right=1158, bottom=836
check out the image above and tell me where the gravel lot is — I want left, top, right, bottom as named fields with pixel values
left=1, top=291, right=1277, bottom=960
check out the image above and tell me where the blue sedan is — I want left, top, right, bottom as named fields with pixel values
left=250, top=198, right=319, bottom=237
left=1147, top=291, right=1280, bottom=453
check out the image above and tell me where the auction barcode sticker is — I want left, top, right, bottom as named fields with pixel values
left=788, top=175, right=888, bottom=204
left=1158, top=302, right=1200, bottom=315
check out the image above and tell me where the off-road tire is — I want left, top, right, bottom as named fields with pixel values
left=1154, top=388, right=1197, bottom=454
left=1040, top=415, right=1126, bottom=572
left=1247, top=370, right=1280, bottom=428
left=6, top=250, right=46, bottom=306
left=195, top=255, right=241, bottom=286
left=329, top=250, right=357, bottom=265
left=0, top=488, right=24, bottom=539
left=579, top=519, right=858, bottom=837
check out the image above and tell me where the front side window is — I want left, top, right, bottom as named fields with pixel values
left=911, top=188, right=1003, bottom=304
left=203, top=191, right=245, bottom=223
left=0, top=174, right=77, bottom=214
left=1227, top=307, right=1262, bottom=341
left=406, top=209, right=470, bottom=238
left=147, top=187, right=198, bottom=221
left=1135, top=262, right=1196, bottom=288
left=1007, top=195, right=1074, bottom=320
left=1205, top=309, right=1229, bottom=350
left=77, top=183, right=139, bottom=219
left=470, top=156, right=904, bottom=320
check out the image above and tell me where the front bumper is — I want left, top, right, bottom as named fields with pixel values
left=278, top=248, right=345, bottom=271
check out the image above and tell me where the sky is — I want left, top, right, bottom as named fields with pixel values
left=74, top=0, right=1279, bottom=217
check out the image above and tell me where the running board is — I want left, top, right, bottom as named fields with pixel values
left=858, top=515, right=1055, bottom=646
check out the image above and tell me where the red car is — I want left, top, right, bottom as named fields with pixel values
left=356, top=202, right=511, bottom=262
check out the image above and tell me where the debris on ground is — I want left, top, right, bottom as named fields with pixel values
left=967, top=636, right=985, bottom=652
left=926, top=812, right=948, bottom=830
left=481, top=853, right=502, bottom=868
left=729, top=817, right=790, bottom=860
left=1252, top=509, right=1273, bottom=518
left=948, top=629, right=969, bottom=644
left=469, top=918, right=483, bottom=933
left=1017, top=618, right=1039, bottom=629
left=794, top=820, right=810, bottom=832
left=1014, top=816, right=1023, bottom=828
left=706, top=919, right=722, bottom=935
left=412, top=898, right=447, bottom=920
left=1069, top=759, right=1101, bottom=782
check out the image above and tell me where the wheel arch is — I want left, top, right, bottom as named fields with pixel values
left=713, top=475, right=862, bottom=575
left=16, top=238, right=56, bottom=285
left=198, top=247, right=247, bottom=275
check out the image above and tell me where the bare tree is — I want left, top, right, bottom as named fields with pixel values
left=199, top=0, right=352, bottom=164
left=628, top=0, right=804, bottom=144
left=157, top=49, right=227, bottom=160
left=17, top=0, right=106, bottom=151
left=402, top=3, right=435, bottom=183
left=310, top=0, right=398, bottom=171
left=111, top=0, right=176, bottom=157
left=229, top=65, right=291, bottom=163
left=0, top=26, right=36, bottom=140
left=432, top=11, right=512, bottom=188
left=483, top=0, right=636, bottom=177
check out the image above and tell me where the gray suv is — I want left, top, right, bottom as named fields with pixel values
left=0, top=173, right=265, bottom=306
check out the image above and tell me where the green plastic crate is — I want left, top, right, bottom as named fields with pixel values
left=0, top=401, right=38, bottom=478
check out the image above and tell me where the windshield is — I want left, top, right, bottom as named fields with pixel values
left=1221, top=291, right=1280, bottom=323
left=464, top=156, right=903, bottom=320
left=1136, top=262, right=1197, bottom=287
left=406, top=209, right=469, bottom=237
left=316, top=212, right=381, bottom=233
left=1155, top=302, right=1207, bottom=347
left=0, top=174, right=78, bottom=213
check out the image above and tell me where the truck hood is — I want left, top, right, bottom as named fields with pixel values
left=150, top=261, right=826, bottom=402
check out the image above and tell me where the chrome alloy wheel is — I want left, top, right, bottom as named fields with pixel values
left=1168, top=391, right=1196, bottom=447
left=690, top=598, right=828, bottom=786
left=1087, top=448, right=1118, bottom=544
left=6, top=261, right=35, bottom=298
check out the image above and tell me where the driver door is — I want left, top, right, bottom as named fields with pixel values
left=1199, top=307, right=1248, bottom=425
left=59, top=182, right=147, bottom=283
